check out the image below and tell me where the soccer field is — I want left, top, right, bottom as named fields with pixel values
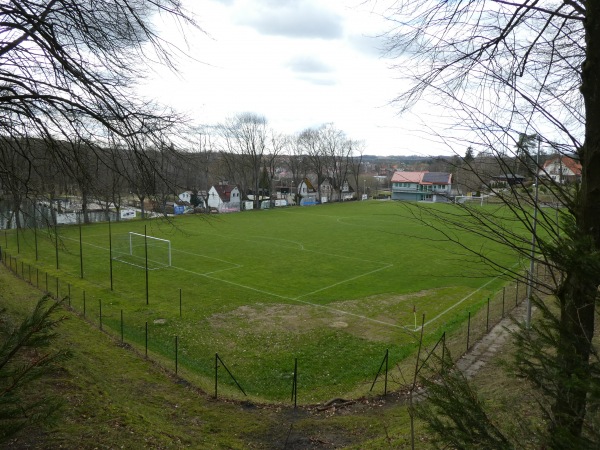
left=1, top=201, right=520, bottom=402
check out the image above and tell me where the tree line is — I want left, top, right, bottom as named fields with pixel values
left=0, top=114, right=367, bottom=227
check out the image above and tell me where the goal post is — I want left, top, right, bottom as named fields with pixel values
left=123, top=232, right=171, bottom=268
left=111, top=231, right=172, bottom=270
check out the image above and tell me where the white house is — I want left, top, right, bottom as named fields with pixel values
left=297, top=178, right=318, bottom=206
left=178, top=191, right=192, bottom=203
left=340, top=180, right=355, bottom=201
left=319, top=178, right=356, bottom=202
left=540, top=155, right=582, bottom=184
left=207, top=185, right=241, bottom=212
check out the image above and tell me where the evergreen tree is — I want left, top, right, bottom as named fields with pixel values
left=0, top=296, right=70, bottom=442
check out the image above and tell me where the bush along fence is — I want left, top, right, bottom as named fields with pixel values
left=0, top=244, right=548, bottom=406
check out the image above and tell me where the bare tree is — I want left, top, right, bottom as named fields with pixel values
left=265, top=131, right=289, bottom=203
left=0, top=0, right=197, bottom=218
left=348, top=140, right=365, bottom=199
left=187, top=125, right=217, bottom=209
left=299, top=127, right=327, bottom=202
left=287, top=134, right=311, bottom=199
left=0, top=137, right=33, bottom=229
left=218, top=113, right=269, bottom=209
left=382, top=0, right=600, bottom=446
left=320, top=124, right=351, bottom=202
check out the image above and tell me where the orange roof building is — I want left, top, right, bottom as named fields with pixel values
left=540, top=155, right=581, bottom=184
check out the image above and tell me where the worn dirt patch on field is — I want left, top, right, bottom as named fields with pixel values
left=207, top=289, right=442, bottom=341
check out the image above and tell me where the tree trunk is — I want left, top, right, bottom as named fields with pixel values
left=552, top=273, right=596, bottom=441
left=11, top=195, right=21, bottom=229
left=549, top=3, right=600, bottom=441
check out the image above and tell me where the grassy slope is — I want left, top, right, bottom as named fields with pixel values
left=1, top=264, right=424, bottom=448
left=1, top=251, right=539, bottom=448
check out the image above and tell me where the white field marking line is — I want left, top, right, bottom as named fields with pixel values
left=62, top=236, right=108, bottom=251
left=63, top=235, right=403, bottom=329
left=290, top=295, right=406, bottom=329
left=278, top=209, right=354, bottom=219
left=170, top=263, right=406, bottom=329
left=246, top=235, right=382, bottom=263
left=111, top=256, right=164, bottom=271
left=170, top=264, right=292, bottom=300
left=201, top=230, right=389, bottom=266
left=335, top=216, right=400, bottom=227
left=62, top=235, right=242, bottom=270
left=244, top=235, right=305, bottom=250
left=298, top=246, right=388, bottom=266
left=279, top=207, right=404, bottom=227
left=64, top=232, right=108, bottom=239
left=171, top=247, right=242, bottom=268
left=295, top=264, right=394, bottom=300
left=200, top=265, right=243, bottom=276
left=412, top=264, right=520, bottom=332
left=242, top=233, right=390, bottom=266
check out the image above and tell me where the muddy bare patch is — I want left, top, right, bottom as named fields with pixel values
left=208, top=289, right=443, bottom=342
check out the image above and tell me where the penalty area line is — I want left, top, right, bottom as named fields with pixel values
left=173, top=263, right=405, bottom=329
left=170, top=264, right=292, bottom=300
left=295, top=264, right=394, bottom=300
left=288, top=295, right=406, bottom=329
left=412, top=265, right=518, bottom=332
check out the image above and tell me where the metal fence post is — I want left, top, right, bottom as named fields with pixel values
left=486, top=298, right=490, bottom=332
left=214, top=353, right=219, bottom=398
left=467, top=311, right=471, bottom=351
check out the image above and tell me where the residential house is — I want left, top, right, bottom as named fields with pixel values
left=178, top=190, right=206, bottom=209
left=319, top=178, right=335, bottom=203
left=340, top=180, right=355, bottom=201
left=178, top=191, right=192, bottom=204
left=297, top=178, right=318, bottom=206
left=207, top=184, right=241, bottom=213
left=391, top=171, right=452, bottom=202
left=319, top=178, right=355, bottom=202
left=540, top=155, right=581, bottom=184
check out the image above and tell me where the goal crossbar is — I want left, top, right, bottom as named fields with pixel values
left=128, top=232, right=172, bottom=267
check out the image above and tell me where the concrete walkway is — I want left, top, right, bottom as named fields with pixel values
left=455, top=303, right=527, bottom=379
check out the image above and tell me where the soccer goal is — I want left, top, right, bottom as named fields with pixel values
left=112, top=232, right=171, bottom=269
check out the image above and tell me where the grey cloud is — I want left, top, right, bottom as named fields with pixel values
left=286, top=56, right=332, bottom=73
left=235, top=1, right=343, bottom=39
left=347, top=33, right=388, bottom=58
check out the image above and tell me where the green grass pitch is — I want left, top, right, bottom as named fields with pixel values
left=1, top=201, right=520, bottom=402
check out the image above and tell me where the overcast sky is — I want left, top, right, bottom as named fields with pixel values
left=140, top=0, right=453, bottom=157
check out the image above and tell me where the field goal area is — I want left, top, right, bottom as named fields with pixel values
left=112, top=232, right=171, bottom=270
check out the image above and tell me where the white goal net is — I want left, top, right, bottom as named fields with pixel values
left=112, top=232, right=171, bottom=269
